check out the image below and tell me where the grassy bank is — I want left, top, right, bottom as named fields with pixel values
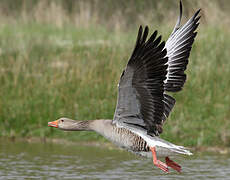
left=0, top=1, right=230, bottom=147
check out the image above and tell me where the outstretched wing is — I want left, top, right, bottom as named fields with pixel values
left=164, top=1, right=201, bottom=92
left=113, top=26, right=170, bottom=136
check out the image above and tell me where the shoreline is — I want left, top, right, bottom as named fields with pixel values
left=1, top=136, right=230, bottom=155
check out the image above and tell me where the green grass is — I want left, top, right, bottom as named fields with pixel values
left=0, top=21, right=229, bottom=147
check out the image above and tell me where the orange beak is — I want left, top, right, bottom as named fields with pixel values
left=48, top=120, right=58, bottom=128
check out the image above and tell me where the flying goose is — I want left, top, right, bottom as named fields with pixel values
left=48, top=1, right=200, bottom=173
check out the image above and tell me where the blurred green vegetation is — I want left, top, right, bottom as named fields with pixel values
left=0, top=0, right=230, bottom=147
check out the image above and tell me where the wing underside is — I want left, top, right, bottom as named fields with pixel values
left=164, top=2, right=201, bottom=92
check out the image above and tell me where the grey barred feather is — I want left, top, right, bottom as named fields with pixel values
left=112, top=125, right=150, bottom=152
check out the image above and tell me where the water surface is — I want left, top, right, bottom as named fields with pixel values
left=0, top=139, right=230, bottom=179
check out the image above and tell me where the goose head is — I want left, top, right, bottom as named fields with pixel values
left=48, top=118, right=92, bottom=131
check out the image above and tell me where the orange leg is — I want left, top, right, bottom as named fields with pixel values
left=165, top=157, right=182, bottom=173
left=150, top=147, right=169, bottom=173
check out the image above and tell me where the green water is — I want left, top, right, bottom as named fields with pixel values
left=0, top=139, right=230, bottom=179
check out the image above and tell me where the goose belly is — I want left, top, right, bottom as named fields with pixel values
left=102, top=126, right=151, bottom=154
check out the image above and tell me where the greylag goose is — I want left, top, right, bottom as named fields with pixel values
left=48, top=1, right=200, bottom=173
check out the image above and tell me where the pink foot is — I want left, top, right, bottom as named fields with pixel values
left=165, top=157, right=182, bottom=172
left=150, top=147, right=169, bottom=173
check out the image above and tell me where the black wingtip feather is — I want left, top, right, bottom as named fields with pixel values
left=193, top=9, right=201, bottom=20
left=154, top=35, right=162, bottom=47
left=146, top=30, right=157, bottom=46
left=141, top=26, right=149, bottom=44
left=171, top=0, right=183, bottom=35
left=137, top=26, right=143, bottom=44
left=131, top=26, right=143, bottom=59
left=179, top=0, right=183, bottom=19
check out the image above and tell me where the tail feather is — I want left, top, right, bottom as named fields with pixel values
left=150, top=136, right=193, bottom=155
left=170, top=146, right=193, bottom=155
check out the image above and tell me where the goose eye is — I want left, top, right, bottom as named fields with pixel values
left=61, top=119, right=64, bottom=123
